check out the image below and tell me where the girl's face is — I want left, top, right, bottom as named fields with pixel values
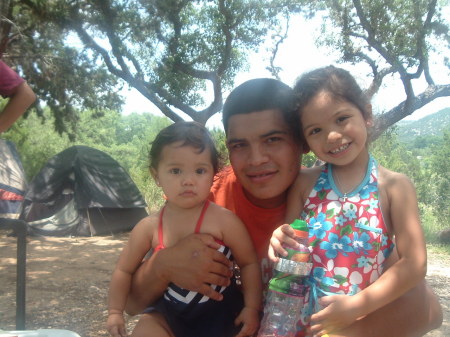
left=152, top=142, right=215, bottom=209
left=301, top=91, right=371, bottom=167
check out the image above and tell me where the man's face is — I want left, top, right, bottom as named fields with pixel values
left=226, top=109, right=301, bottom=208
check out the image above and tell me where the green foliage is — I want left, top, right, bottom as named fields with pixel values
left=1, top=0, right=448, bottom=138
left=2, top=107, right=173, bottom=208
left=370, top=126, right=422, bottom=184
left=427, top=242, right=450, bottom=256
left=316, top=0, right=448, bottom=72
left=301, top=152, right=320, bottom=168
left=209, top=127, right=229, bottom=167
left=2, top=1, right=123, bottom=136
left=3, top=102, right=448, bottom=245
left=307, top=0, right=450, bottom=139
left=2, top=106, right=71, bottom=179
left=397, top=108, right=450, bottom=147
left=420, top=205, right=446, bottom=244
left=395, top=114, right=450, bottom=234
left=3, top=0, right=307, bottom=129
left=370, top=124, right=449, bottom=242
left=425, top=128, right=450, bottom=230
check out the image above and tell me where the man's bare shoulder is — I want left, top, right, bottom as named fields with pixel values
left=207, top=201, right=240, bottom=221
left=295, top=165, right=323, bottom=193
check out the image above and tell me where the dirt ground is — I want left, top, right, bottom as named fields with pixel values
left=0, top=230, right=449, bottom=337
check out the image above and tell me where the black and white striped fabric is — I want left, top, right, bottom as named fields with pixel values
left=164, top=244, right=232, bottom=308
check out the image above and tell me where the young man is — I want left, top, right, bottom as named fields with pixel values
left=126, top=79, right=442, bottom=336
left=0, top=60, right=36, bottom=134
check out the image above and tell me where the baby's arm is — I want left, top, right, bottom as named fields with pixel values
left=219, top=208, right=262, bottom=337
left=310, top=169, right=427, bottom=336
left=107, top=217, right=155, bottom=337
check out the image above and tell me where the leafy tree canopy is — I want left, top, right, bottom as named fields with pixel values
left=308, top=0, right=450, bottom=138
left=0, top=0, right=448, bottom=138
left=1, top=0, right=305, bottom=135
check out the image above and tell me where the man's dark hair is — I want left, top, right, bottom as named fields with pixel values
left=222, top=78, right=301, bottom=142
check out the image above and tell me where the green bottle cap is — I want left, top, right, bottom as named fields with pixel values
left=291, top=219, right=308, bottom=232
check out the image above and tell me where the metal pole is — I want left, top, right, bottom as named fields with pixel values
left=15, top=219, right=27, bottom=330
left=0, top=219, right=27, bottom=330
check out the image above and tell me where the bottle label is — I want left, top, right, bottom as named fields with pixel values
left=268, top=271, right=308, bottom=296
left=285, top=246, right=310, bottom=262
left=274, top=258, right=313, bottom=275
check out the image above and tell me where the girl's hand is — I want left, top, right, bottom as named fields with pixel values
left=268, top=224, right=298, bottom=262
left=106, top=313, right=128, bottom=337
left=310, top=295, right=362, bottom=336
left=234, top=306, right=260, bottom=337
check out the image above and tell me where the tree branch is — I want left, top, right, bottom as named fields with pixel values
left=364, top=66, right=395, bottom=100
left=266, top=15, right=289, bottom=80
left=372, top=84, right=450, bottom=139
left=352, top=0, right=418, bottom=113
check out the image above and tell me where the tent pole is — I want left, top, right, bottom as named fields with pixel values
left=86, top=209, right=94, bottom=237
left=97, top=208, right=114, bottom=237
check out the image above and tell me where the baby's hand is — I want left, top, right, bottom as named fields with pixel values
left=234, top=306, right=260, bottom=337
left=106, top=312, right=128, bottom=337
left=310, top=295, right=362, bottom=336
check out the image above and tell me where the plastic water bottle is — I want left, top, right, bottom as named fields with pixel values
left=258, top=219, right=311, bottom=337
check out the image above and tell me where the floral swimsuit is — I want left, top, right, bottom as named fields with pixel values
left=298, top=155, right=395, bottom=332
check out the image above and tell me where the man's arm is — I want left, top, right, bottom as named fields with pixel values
left=0, top=81, right=36, bottom=133
left=125, top=233, right=234, bottom=315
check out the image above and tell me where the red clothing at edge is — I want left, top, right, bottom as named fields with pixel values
left=209, top=166, right=286, bottom=285
left=0, top=60, right=25, bottom=98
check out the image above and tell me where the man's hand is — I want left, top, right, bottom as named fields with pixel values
left=126, top=232, right=234, bottom=315
left=157, top=233, right=234, bottom=300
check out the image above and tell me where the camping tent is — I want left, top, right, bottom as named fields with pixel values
left=0, top=140, right=27, bottom=219
left=20, top=145, right=148, bottom=236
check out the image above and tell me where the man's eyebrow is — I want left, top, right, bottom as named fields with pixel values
left=226, top=137, right=244, bottom=145
left=226, top=130, right=288, bottom=145
left=261, top=130, right=288, bottom=138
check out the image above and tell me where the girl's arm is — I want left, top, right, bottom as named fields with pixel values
left=310, top=169, right=427, bottom=336
left=220, top=208, right=262, bottom=337
left=107, top=217, right=155, bottom=336
left=268, top=168, right=318, bottom=262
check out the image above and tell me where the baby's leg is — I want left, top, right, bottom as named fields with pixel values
left=131, top=312, right=175, bottom=337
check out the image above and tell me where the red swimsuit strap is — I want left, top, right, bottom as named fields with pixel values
left=155, top=200, right=210, bottom=251
left=194, top=200, right=210, bottom=233
left=154, top=206, right=166, bottom=252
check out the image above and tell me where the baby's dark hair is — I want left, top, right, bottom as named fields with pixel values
left=149, top=121, right=220, bottom=174
left=294, top=65, right=372, bottom=121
